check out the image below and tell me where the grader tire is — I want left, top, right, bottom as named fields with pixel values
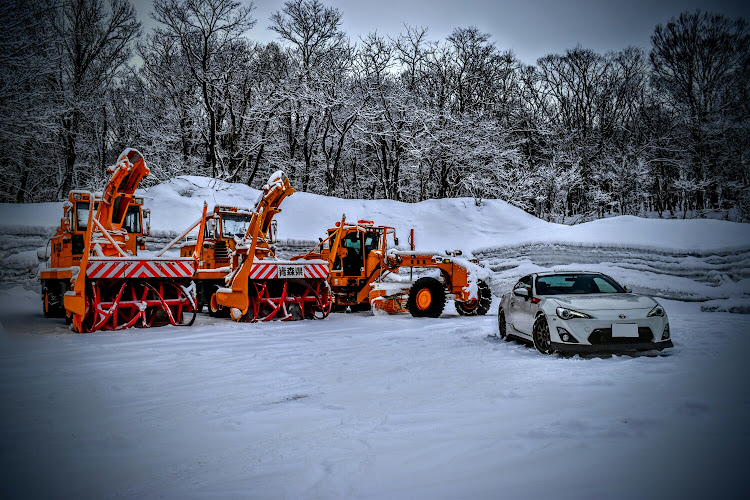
left=455, top=280, right=492, bottom=316
left=407, top=277, right=445, bottom=318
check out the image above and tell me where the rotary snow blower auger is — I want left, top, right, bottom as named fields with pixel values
left=209, top=171, right=332, bottom=322
left=46, top=149, right=197, bottom=333
left=295, top=216, right=492, bottom=317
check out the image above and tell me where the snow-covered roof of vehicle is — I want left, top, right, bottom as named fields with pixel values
left=534, top=270, right=602, bottom=276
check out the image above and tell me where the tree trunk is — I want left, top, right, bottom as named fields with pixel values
left=59, top=110, right=79, bottom=200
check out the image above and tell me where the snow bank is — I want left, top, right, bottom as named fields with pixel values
left=0, top=202, right=62, bottom=231
left=2, top=176, right=749, bottom=254
left=700, top=297, right=750, bottom=314
left=1, top=175, right=749, bottom=304
left=141, top=176, right=750, bottom=254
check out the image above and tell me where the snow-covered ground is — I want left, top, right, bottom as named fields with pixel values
left=0, top=290, right=747, bottom=498
left=1, top=175, right=749, bottom=497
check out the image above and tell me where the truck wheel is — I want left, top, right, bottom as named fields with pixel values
left=455, top=280, right=492, bottom=316
left=407, top=277, right=445, bottom=318
left=42, top=288, right=52, bottom=318
left=42, top=280, right=64, bottom=318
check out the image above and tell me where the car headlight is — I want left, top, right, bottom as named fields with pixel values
left=556, top=307, right=592, bottom=320
left=647, top=304, right=665, bottom=317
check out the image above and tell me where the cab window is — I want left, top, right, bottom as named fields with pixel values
left=221, top=214, right=251, bottom=238
left=75, top=201, right=100, bottom=232
left=342, top=232, right=363, bottom=275
left=364, top=230, right=380, bottom=256
left=122, top=206, right=141, bottom=234
left=76, top=202, right=90, bottom=232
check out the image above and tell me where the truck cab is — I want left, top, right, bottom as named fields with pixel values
left=180, top=205, right=266, bottom=269
left=41, top=191, right=150, bottom=317
left=48, top=191, right=149, bottom=269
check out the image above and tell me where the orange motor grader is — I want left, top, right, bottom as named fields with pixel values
left=296, top=217, right=492, bottom=317
left=40, top=149, right=197, bottom=332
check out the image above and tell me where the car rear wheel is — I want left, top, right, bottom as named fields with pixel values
left=497, top=309, right=508, bottom=340
left=532, top=316, right=554, bottom=355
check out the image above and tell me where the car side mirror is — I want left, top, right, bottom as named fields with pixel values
left=513, top=288, right=529, bottom=299
left=624, top=285, right=632, bottom=293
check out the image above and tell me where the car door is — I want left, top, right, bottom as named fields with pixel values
left=509, top=275, right=533, bottom=335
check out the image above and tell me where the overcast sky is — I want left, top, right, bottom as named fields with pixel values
left=134, top=0, right=750, bottom=64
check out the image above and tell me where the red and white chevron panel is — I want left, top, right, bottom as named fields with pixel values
left=304, top=263, right=329, bottom=279
left=248, top=262, right=278, bottom=280
left=86, top=258, right=195, bottom=279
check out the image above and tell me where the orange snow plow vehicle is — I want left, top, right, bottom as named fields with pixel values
left=40, top=190, right=148, bottom=318
left=176, top=204, right=256, bottom=315
left=295, top=217, right=492, bottom=317
left=171, top=171, right=332, bottom=322
left=40, top=149, right=197, bottom=332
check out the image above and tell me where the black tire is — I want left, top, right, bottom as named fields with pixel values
left=497, top=308, right=508, bottom=340
left=42, top=280, right=65, bottom=318
left=456, top=280, right=492, bottom=316
left=407, top=277, right=446, bottom=318
left=349, top=303, right=372, bottom=312
left=42, top=287, right=52, bottom=318
left=532, top=315, right=554, bottom=355
left=195, top=282, right=206, bottom=314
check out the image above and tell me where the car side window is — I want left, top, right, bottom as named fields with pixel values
left=515, top=276, right=532, bottom=291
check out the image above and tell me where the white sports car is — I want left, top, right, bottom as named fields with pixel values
left=497, top=272, right=674, bottom=354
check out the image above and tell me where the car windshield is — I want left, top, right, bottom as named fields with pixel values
left=535, top=274, right=625, bottom=295
left=221, top=214, right=251, bottom=238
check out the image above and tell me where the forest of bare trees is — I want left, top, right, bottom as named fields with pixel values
left=1, top=0, right=748, bottom=222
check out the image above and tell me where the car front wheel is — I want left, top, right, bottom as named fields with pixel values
left=532, top=316, right=554, bottom=355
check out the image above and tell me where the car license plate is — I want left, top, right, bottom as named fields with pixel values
left=612, top=323, right=639, bottom=338
left=278, top=265, right=305, bottom=278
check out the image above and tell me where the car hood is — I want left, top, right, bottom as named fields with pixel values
left=550, top=294, right=656, bottom=311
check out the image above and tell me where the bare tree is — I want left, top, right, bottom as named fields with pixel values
left=152, top=0, right=255, bottom=178
left=651, top=10, right=750, bottom=210
left=50, top=0, right=141, bottom=199
left=268, top=0, right=349, bottom=191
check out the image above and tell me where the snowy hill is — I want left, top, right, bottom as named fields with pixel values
left=3, top=174, right=749, bottom=252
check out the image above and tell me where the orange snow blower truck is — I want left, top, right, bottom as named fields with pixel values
left=40, top=190, right=149, bottom=318
left=295, top=216, right=492, bottom=317
left=175, top=204, right=258, bottom=315
left=175, top=171, right=332, bottom=322
left=40, top=149, right=197, bottom=332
